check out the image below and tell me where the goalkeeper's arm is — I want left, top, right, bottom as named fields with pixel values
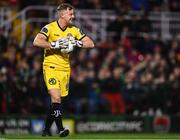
left=33, top=33, right=68, bottom=49
left=79, top=36, right=95, bottom=48
left=33, top=33, right=52, bottom=49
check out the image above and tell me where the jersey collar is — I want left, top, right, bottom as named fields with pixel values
left=57, top=21, right=67, bottom=31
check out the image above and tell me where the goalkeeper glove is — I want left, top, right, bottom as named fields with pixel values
left=50, top=38, right=69, bottom=49
left=61, top=40, right=74, bottom=54
left=75, top=40, right=83, bottom=48
left=68, top=36, right=83, bottom=48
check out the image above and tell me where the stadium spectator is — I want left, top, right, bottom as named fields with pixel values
left=100, top=66, right=126, bottom=114
left=0, top=28, right=8, bottom=52
left=106, top=13, right=126, bottom=41
left=168, top=0, right=180, bottom=12
left=129, top=0, right=150, bottom=11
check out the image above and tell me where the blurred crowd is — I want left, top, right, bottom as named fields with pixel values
left=0, top=0, right=180, bottom=116
left=1, top=0, right=180, bottom=12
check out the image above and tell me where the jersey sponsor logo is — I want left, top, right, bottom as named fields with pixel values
left=48, top=78, right=56, bottom=85
left=54, top=34, right=60, bottom=36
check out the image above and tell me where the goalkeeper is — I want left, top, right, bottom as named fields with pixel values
left=33, top=3, right=94, bottom=137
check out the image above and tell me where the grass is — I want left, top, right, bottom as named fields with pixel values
left=1, top=133, right=180, bottom=140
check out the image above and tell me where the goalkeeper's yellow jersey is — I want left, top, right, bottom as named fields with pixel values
left=40, top=21, right=86, bottom=71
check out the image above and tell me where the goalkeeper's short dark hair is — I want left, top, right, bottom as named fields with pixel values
left=57, top=3, right=74, bottom=11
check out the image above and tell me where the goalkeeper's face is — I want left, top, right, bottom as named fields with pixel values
left=61, top=8, right=75, bottom=25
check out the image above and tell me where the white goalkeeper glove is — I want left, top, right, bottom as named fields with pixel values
left=61, top=40, right=74, bottom=54
left=68, top=36, right=83, bottom=48
left=50, top=38, right=69, bottom=49
left=75, top=40, right=83, bottom=48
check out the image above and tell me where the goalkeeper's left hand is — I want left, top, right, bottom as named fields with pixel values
left=69, top=36, right=83, bottom=48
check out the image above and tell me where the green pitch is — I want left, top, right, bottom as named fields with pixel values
left=1, top=133, right=180, bottom=139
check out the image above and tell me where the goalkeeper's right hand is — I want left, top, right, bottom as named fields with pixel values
left=50, top=38, right=69, bottom=49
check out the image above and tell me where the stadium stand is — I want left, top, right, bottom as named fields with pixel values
left=0, top=0, right=180, bottom=117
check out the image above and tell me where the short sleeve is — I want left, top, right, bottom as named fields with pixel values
left=75, top=27, right=86, bottom=40
left=39, top=25, right=50, bottom=38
